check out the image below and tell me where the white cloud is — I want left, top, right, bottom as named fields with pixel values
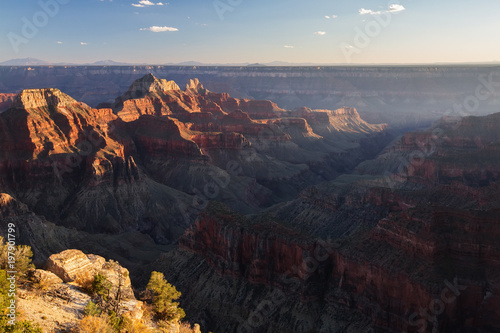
left=57, top=41, right=63, bottom=44
left=80, top=42, right=87, bottom=45
left=325, top=15, right=330, bottom=19
left=359, top=4, right=405, bottom=15
left=283, top=45, right=294, bottom=48
left=314, top=31, right=326, bottom=36
left=325, top=15, right=338, bottom=19
left=389, top=4, right=405, bottom=12
left=132, top=0, right=165, bottom=7
left=331, top=15, right=338, bottom=19
left=140, top=26, right=178, bottom=32
left=359, top=8, right=382, bottom=15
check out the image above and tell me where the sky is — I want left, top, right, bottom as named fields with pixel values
left=0, top=0, right=500, bottom=65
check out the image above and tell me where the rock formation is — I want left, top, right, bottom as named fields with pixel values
left=46, top=249, right=97, bottom=283
left=46, top=249, right=135, bottom=302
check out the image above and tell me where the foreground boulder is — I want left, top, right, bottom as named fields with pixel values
left=45, top=249, right=135, bottom=301
left=45, top=249, right=95, bottom=283
left=28, top=269, right=63, bottom=288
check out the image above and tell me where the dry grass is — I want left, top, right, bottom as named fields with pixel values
left=74, top=271, right=96, bottom=293
left=179, top=322, right=200, bottom=333
left=74, top=314, right=114, bottom=333
left=121, top=316, right=154, bottom=333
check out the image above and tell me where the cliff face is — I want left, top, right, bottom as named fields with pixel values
left=177, top=193, right=500, bottom=332
left=379, top=112, right=500, bottom=187
left=130, top=115, right=203, bottom=158
left=0, top=89, right=116, bottom=159
left=177, top=203, right=431, bottom=332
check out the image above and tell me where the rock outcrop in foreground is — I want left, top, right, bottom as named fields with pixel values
left=14, top=248, right=199, bottom=333
left=46, top=249, right=136, bottom=300
left=18, top=249, right=143, bottom=332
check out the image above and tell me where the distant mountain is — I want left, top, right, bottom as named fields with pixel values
left=246, top=63, right=267, bottom=67
left=0, top=58, right=307, bottom=67
left=1, top=58, right=500, bottom=67
left=89, top=60, right=136, bottom=66
left=167, top=61, right=209, bottom=66
left=0, top=58, right=51, bottom=66
left=0, top=58, right=140, bottom=66
left=163, top=61, right=251, bottom=66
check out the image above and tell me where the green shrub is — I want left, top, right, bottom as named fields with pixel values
left=91, top=274, right=112, bottom=300
left=0, top=237, right=34, bottom=277
left=84, top=301, right=102, bottom=317
left=107, top=310, right=129, bottom=332
left=146, top=271, right=185, bottom=322
left=0, top=320, right=43, bottom=333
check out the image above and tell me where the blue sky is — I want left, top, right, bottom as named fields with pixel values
left=1, top=0, right=499, bottom=64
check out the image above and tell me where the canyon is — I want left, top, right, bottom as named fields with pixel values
left=0, top=73, right=499, bottom=332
